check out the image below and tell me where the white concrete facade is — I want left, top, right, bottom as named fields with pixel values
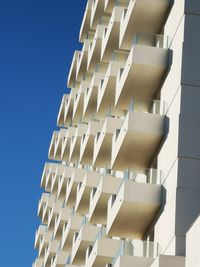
left=33, top=0, right=200, bottom=266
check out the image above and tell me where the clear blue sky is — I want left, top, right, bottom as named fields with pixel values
left=0, top=0, right=86, bottom=266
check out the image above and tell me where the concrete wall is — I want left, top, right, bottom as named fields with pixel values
left=155, top=0, right=200, bottom=257
left=186, top=215, right=200, bottom=267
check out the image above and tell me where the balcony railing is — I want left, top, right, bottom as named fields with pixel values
left=111, top=239, right=159, bottom=266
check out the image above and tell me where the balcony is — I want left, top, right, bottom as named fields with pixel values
left=104, top=0, right=129, bottom=14
left=61, top=214, right=84, bottom=252
left=67, top=51, right=81, bottom=88
left=87, top=25, right=107, bottom=72
left=38, top=193, right=49, bottom=220
left=61, top=127, right=77, bottom=162
left=47, top=199, right=63, bottom=231
left=41, top=163, right=55, bottom=191
left=112, top=239, right=158, bottom=267
left=42, top=195, right=56, bottom=225
left=86, top=237, right=122, bottom=267
left=76, top=39, right=91, bottom=81
left=54, top=129, right=68, bottom=161
left=119, top=0, right=172, bottom=50
left=43, top=240, right=60, bottom=267
left=51, top=251, right=69, bottom=267
left=80, top=121, right=103, bottom=165
left=38, top=230, right=53, bottom=258
left=57, top=94, right=69, bottom=127
left=75, top=170, right=102, bottom=214
left=93, top=117, right=123, bottom=168
left=57, top=166, right=75, bottom=201
left=35, top=225, right=47, bottom=250
left=89, top=174, right=122, bottom=224
left=101, top=6, right=124, bottom=63
left=83, top=65, right=108, bottom=121
left=106, top=175, right=162, bottom=239
left=90, top=0, right=108, bottom=30
left=64, top=88, right=79, bottom=126
left=48, top=131, right=59, bottom=160
left=111, top=110, right=165, bottom=171
left=45, top=164, right=59, bottom=193
left=79, top=0, right=93, bottom=42
left=65, top=168, right=87, bottom=208
left=69, top=124, right=88, bottom=163
left=97, top=53, right=128, bottom=116
left=70, top=225, right=100, bottom=265
left=115, top=37, right=169, bottom=110
left=51, top=164, right=66, bottom=195
left=73, top=81, right=90, bottom=123
left=53, top=207, right=73, bottom=240
left=32, top=258, right=44, bottom=267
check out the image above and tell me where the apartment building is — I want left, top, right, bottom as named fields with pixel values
left=33, top=0, right=200, bottom=266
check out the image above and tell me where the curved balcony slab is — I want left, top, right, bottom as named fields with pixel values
left=80, top=121, right=103, bottom=165
left=111, top=111, right=165, bottom=172
left=57, top=94, right=69, bottom=127
left=87, top=25, right=107, bottom=72
left=107, top=180, right=162, bottom=239
left=88, top=175, right=122, bottom=224
left=61, top=127, right=77, bottom=162
left=119, top=0, right=172, bottom=50
left=75, top=170, right=102, bottom=215
left=115, top=44, right=169, bottom=110
left=70, top=225, right=100, bottom=265
left=101, top=6, right=124, bottom=63
left=61, top=214, right=84, bottom=252
left=68, top=51, right=81, bottom=88
left=65, top=168, right=87, bottom=208
left=93, top=117, right=124, bottom=168
left=69, top=124, right=88, bottom=163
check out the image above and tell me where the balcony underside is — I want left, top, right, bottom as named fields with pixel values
left=93, top=134, right=112, bottom=168
left=62, top=230, right=75, bottom=252
left=120, top=0, right=171, bottom=50
left=66, top=183, right=78, bottom=208
left=115, top=45, right=169, bottom=110
left=75, top=187, right=91, bottom=214
left=97, top=75, right=116, bottom=115
left=89, top=193, right=110, bottom=225
left=72, top=241, right=91, bottom=265
left=111, top=112, right=165, bottom=172
left=107, top=181, right=162, bottom=239
left=80, top=136, right=95, bottom=165
left=70, top=139, right=81, bottom=163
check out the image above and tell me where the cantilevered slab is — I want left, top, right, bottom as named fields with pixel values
left=86, top=238, right=122, bottom=267
left=115, top=44, right=169, bottom=110
left=61, top=214, right=84, bottom=252
left=101, top=6, right=124, bottom=63
left=70, top=225, right=100, bottom=265
left=57, top=94, right=69, bottom=127
left=119, top=0, right=172, bottom=50
left=75, top=170, right=102, bottom=215
left=87, top=25, right=107, bottom=72
left=93, top=117, right=123, bottom=168
left=88, top=175, right=122, bottom=224
left=67, top=51, right=81, bottom=88
left=65, top=168, right=87, bottom=208
left=79, top=0, right=93, bottom=42
left=97, top=57, right=127, bottom=116
left=80, top=121, right=103, bottom=165
left=106, top=180, right=162, bottom=239
left=111, top=111, right=165, bottom=171
left=69, top=124, right=88, bottom=163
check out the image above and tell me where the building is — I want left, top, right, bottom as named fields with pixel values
left=33, top=0, right=200, bottom=266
